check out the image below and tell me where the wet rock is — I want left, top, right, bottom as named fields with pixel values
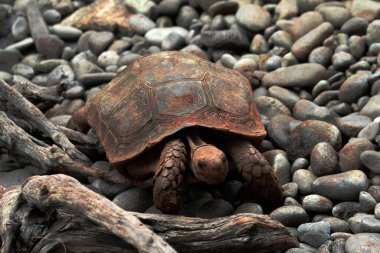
left=312, top=170, right=369, bottom=201
left=268, top=86, right=299, bottom=110
left=310, top=142, right=338, bottom=176
left=199, top=29, right=250, bottom=50
left=291, top=22, right=334, bottom=61
left=308, top=46, right=332, bottom=67
left=234, top=203, right=263, bottom=214
left=286, top=120, right=341, bottom=160
left=236, top=4, right=271, bottom=32
left=255, top=96, right=291, bottom=119
left=113, top=188, right=153, bottom=212
left=361, top=94, right=380, bottom=120
left=262, top=63, right=327, bottom=88
left=0, top=49, right=22, bottom=72
left=341, top=17, right=369, bottom=35
left=361, top=150, right=380, bottom=174
left=196, top=199, right=234, bottom=218
left=339, top=138, right=374, bottom=172
left=35, top=34, right=65, bottom=59
left=145, top=27, right=189, bottom=45
left=12, top=16, right=29, bottom=41
left=345, top=233, right=380, bottom=253
left=292, top=169, right=317, bottom=195
left=302, top=194, right=333, bottom=213
left=270, top=205, right=309, bottom=227
left=336, top=114, right=372, bottom=137
left=317, top=6, right=350, bottom=29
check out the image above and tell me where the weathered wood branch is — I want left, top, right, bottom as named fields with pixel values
left=0, top=112, right=125, bottom=184
left=0, top=79, right=89, bottom=163
left=12, top=81, right=64, bottom=103
left=0, top=174, right=298, bottom=253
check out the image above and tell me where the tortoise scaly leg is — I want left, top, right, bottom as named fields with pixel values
left=153, top=139, right=187, bottom=214
left=67, top=107, right=90, bottom=133
left=223, top=139, right=283, bottom=211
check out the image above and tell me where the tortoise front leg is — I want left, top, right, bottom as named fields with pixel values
left=223, top=139, right=283, bottom=211
left=67, top=106, right=90, bottom=133
left=153, top=138, right=187, bottom=214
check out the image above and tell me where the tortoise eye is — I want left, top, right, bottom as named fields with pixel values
left=198, top=160, right=205, bottom=168
left=221, top=156, right=227, bottom=163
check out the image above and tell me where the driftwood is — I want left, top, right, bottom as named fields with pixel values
left=0, top=174, right=298, bottom=253
left=0, top=112, right=124, bottom=184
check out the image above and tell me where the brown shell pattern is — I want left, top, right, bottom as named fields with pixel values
left=85, top=51, right=265, bottom=165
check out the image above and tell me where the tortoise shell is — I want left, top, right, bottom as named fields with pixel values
left=85, top=51, right=265, bottom=166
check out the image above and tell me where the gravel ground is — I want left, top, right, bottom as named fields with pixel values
left=1, top=0, right=380, bottom=252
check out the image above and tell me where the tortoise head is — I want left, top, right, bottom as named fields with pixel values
left=191, top=144, right=228, bottom=185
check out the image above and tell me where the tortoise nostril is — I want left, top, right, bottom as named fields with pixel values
left=221, top=156, right=227, bottom=163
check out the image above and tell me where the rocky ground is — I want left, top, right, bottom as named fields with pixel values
left=1, top=0, right=380, bottom=252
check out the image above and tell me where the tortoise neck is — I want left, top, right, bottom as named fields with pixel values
left=186, top=131, right=208, bottom=155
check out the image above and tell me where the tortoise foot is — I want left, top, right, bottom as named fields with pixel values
left=153, top=139, right=186, bottom=214
left=67, top=107, right=90, bottom=133
left=225, top=140, right=283, bottom=212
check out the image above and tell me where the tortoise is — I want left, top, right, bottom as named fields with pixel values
left=68, top=51, right=283, bottom=214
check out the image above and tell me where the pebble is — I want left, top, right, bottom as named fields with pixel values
left=298, top=221, right=331, bottom=248
left=359, top=191, right=377, bottom=213
left=97, top=51, right=120, bottom=69
left=125, top=0, right=156, bottom=18
left=208, top=1, right=238, bottom=17
left=361, top=94, right=380, bottom=119
left=366, top=20, right=380, bottom=45
left=11, top=63, right=34, bottom=79
left=35, top=34, right=65, bottom=59
left=292, top=169, right=317, bottom=195
left=339, top=138, right=374, bottom=172
left=349, top=36, right=366, bottom=59
left=129, top=14, right=156, bottom=35
left=283, top=182, right=298, bottom=198
left=293, top=99, right=336, bottom=124
left=336, top=114, right=372, bottom=137
left=361, top=150, right=380, bottom=174
left=302, top=195, right=333, bottom=213
left=113, top=188, right=153, bottom=212
left=176, top=5, right=199, bottom=29
left=234, top=203, right=263, bottom=214
left=156, top=0, right=181, bottom=17
left=275, top=0, right=298, bottom=19
left=286, top=120, right=341, bottom=160
left=255, top=96, right=291, bottom=120
left=161, top=32, right=186, bottom=51
left=0, top=71, right=12, bottom=82
left=47, top=64, right=75, bottom=86
left=332, top=51, right=356, bottom=70
left=333, top=202, right=361, bottom=220
left=264, top=150, right=291, bottom=186
left=145, top=27, right=189, bottom=45
left=199, top=29, right=250, bottom=50
left=262, top=63, right=327, bottom=88
left=311, top=170, right=369, bottom=201
left=310, top=142, right=338, bottom=176
left=341, top=17, right=369, bottom=35
left=196, top=199, right=234, bottom=218
left=291, top=22, right=334, bottom=61
left=235, top=4, right=271, bottom=32
left=0, top=169, right=34, bottom=187
left=376, top=203, right=380, bottom=219
left=88, top=31, right=114, bottom=56
left=269, top=31, right=293, bottom=51
left=42, top=9, right=62, bottom=24
left=50, top=24, right=83, bottom=41
left=45, top=99, right=84, bottom=118
left=290, top=158, right=309, bottom=175
left=12, top=16, right=29, bottom=41
left=5, top=37, right=34, bottom=52
left=345, top=233, right=380, bottom=253
left=64, top=86, right=85, bottom=99
left=308, top=46, right=332, bottom=67
left=322, top=217, right=350, bottom=233
left=270, top=205, right=309, bottom=227
left=0, top=49, right=23, bottom=72
left=351, top=0, right=380, bottom=22
left=79, top=72, right=117, bottom=88
left=250, top=34, right=269, bottom=54
left=268, top=86, right=299, bottom=110
left=290, top=11, right=324, bottom=40
left=267, top=115, right=300, bottom=149
left=317, top=6, right=350, bottom=29
left=49, top=115, right=71, bottom=126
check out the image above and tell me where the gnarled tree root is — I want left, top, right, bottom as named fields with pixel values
left=0, top=174, right=298, bottom=253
